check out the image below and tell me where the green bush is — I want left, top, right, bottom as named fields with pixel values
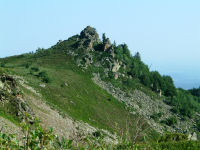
left=0, top=117, right=75, bottom=149
left=150, top=112, right=163, bottom=122
left=30, top=67, right=39, bottom=72
left=161, top=116, right=177, bottom=126
left=37, top=71, right=50, bottom=83
left=151, top=141, right=200, bottom=150
left=0, top=62, right=6, bottom=67
left=158, top=133, right=188, bottom=143
left=25, top=63, right=31, bottom=69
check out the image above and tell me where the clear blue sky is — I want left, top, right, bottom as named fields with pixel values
left=1, top=0, right=200, bottom=89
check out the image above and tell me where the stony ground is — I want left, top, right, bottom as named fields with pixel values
left=92, top=73, right=196, bottom=135
left=2, top=73, right=196, bottom=142
left=0, top=117, right=22, bottom=138
left=15, top=75, right=117, bottom=143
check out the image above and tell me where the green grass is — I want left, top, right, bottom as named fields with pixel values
left=0, top=52, right=158, bottom=141
left=1, top=116, right=199, bottom=149
left=150, top=141, right=200, bottom=150
left=0, top=110, right=20, bottom=126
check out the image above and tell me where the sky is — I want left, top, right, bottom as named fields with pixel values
left=0, top=0, right=200, bottom=89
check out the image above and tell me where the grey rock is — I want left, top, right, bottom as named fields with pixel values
left=188, top=132, right=197, bottom=141
left=80, top=26, right=100, bottom=43
left=0, top=74, right=35, bottom=122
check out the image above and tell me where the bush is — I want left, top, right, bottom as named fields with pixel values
left=150, top=112, right=163, bottom=122
left=30, top=67, right=39, bottom=72
left=0, top=117, right=199, bottom=149
left=25, top=63, right=31, bottom=69
left=37, top=71, right=50, bottom=83
left=161, top=117, right=177, bottom=126
left=0, top=62, right=6, bottom=67
left=0, top=117, right=75, bottom=149
left=158, top=133, right=188, bottom=143
left=42, top=76, right=50, bottom=83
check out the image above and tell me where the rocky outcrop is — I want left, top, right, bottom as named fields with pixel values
left=112, top=61, right=120, bottom=72
left=0, top=74, right=34, bottom=122
left=103, top=38, right=111, bottom=51
left=188, top=132, right=197, bottom=141
left=12, top=75, right=118, bottom=144
left=92, top=73, right=197, bottom=134
left=79, top=26, right=100, bottom=50
left=80, top=26, right=99, bottom=42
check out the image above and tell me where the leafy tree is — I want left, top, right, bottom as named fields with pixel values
left=189, top=87, right=200, bottom=97
left=162, top=75, right=177, bottom=97
left=150, top=71, right=163, bottom=92
left=134, top=52, right=141, bottom=61
left=122, top=44, right=131, bottom=58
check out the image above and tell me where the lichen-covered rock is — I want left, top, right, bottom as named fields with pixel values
left=80, top=26, right=100, bottom=43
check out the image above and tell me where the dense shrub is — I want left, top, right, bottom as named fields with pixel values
left=37, top=71, right=50, bottom=83
left=189, top=87, right=200, bottom=97
left=161, top=116, right=177, bottom=126
left=166, top=88, right=200, bottom=118
left=150, top=112, right=163, bottom=122
left=25, top=63, right=31, bottom=69
left=158, top=133, right=188, bottom=143
left=0, top=62, right=6, bottom=67
left=0, top=117, right=75, bottom=149
left=30, top=67, right=39, bottom=72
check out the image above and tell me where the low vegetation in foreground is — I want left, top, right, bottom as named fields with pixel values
left=1, top=117, right=200, bottom=150
left=1, top=26, right=200, bottom=149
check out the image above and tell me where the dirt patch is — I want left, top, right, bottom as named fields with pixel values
left=0, top=117, right=22, bottom=138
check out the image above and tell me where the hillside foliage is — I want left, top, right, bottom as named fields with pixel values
left=0, top=26, right=200, bottom=149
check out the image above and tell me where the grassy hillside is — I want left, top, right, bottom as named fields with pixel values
left=1, top=26, right=200, bottom=149
left=0, top=50, right=158, bottom=141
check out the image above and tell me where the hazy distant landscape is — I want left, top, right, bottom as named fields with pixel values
left=174, top=73, right=200, bottom=89
left=152, top=65, right=200, bottom=89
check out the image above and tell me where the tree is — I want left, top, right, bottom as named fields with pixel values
left=162, top=75, right=177, bottom=97
left=134, top=52, right=141, bottom=61
left=189, top=87, right=200, bottom=97
left=150, top=71, right=163, bottom=92
left=113, top=40, right=117, bottom=47
left=122, top=44, right=131, bottom=58
left=102, top=33, right=106, bottom=44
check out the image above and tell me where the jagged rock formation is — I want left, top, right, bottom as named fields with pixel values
left=103, top=38, right=111, bottom=51
left=61, top=26, right=200, bottom=136
left=80, top=26, right=99, bottom=42
left=0, top=74, right=34, bottom=122
left=1, top=26, right=199, bottom=145
left=78, top=26, right=100, bottom=50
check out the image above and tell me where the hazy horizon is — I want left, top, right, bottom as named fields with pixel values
left=1, top=0, right=200, bottom=89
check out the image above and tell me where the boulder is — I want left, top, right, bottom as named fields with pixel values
left=112, top=61, right=120, bottom=72
left=103, top=38, right=111, bottom=51
left=114, top=73, right=119, bottom=80
left=0, top=80, right=4, bottom=89
left=80, top=26, right=100, bottom=42
left=188, top=132, right=197, bottom=141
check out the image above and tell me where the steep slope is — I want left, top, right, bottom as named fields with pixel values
left=0, top=50, right=157, bottom=142
left=1, top=26, right=200, bottom=143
